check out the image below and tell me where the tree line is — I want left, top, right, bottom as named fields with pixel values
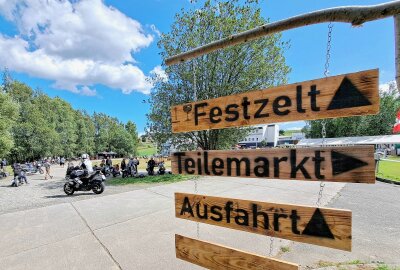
left=303, top=82, right=400, bottom=138
left=0, top=71, right=139, bottom=162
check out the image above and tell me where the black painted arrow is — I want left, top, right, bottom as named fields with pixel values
left=331, top=151, right=369, bottom=175
left=327, top=77, right=372, bottom=110
left=302, top=208, right=334, bottom=239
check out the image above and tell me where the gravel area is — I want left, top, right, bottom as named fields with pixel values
left=0, top=165, right=163, bottom=215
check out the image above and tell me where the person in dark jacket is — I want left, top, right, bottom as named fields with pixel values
left=121, top=159, right=127, bottom=171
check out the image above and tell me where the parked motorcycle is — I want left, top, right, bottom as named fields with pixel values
left=11, top=169, right=28, bottom=187
left=64, top=168, right=105, bottom=195
left=35, top=163, right=44, bottom=174
left=157, top=162, right=166, bottom=175
left=101, top=166, right=113, bottom=178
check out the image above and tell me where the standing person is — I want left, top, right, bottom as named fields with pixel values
left=121, top=158, right=127, bottom=171
left=127, top=156, right=135, bottom=176
left=0, top=158, right=5, bottom=174
left=44, top=160, right=53, bottom=180
left=60, top=157, right=65, bottom=168
left=106, top=156, right=113, bottom=168
left=133, top=157, right=140, bottom=176
left=147, top=157, right=156, bottom=175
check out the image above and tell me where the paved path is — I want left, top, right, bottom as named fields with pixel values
left=0, top=168, right=399, bottom=269
left=0, top=165, right=159, bottom=214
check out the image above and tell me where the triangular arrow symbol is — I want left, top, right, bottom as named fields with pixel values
left=331, top=151, right=369, bottom=176
left=327, top=77, right=372, bottom=110
left=302, top=208, right=334, bottom=239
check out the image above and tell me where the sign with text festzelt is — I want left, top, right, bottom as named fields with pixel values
left=171, top=146, right=375, bottom=183
left=176, top=234, right=299, bottom=270
left=171, top=69, right=379, bottom=133
left=175, top=193, right=352, bottom=251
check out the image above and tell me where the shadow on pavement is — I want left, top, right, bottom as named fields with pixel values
left=44, top=193, right=97, bottom=198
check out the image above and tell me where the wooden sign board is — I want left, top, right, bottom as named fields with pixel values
left=176, top=234, right=299, bottom=270
left=175, top=193, right=352, bottom=251
left=171, top=69, right=379, bottom=133
left=171, top=146, right=375, bottom=183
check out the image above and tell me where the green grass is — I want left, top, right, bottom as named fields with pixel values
left=137, top=142, right=157, bottom=156
left=386, top=155, right=400, bottom=161
left=283, top=129, right=302, bottom=136
left=376, top=159, right=400, bottom=182
left=317, top=260, right=366, bottom=268
left=374, top=264, right=400, bottom=270
left=280, top=246, right=290, bottom=253
left=107, top=174, right=198, bottom=186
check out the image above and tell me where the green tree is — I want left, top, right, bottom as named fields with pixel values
left=304, top=82, right=400, bottom=138
left=125, top=120, right=139, bottom=154
left=0, top=92, right=19, bottom=157
left=75, top=110, right=96, bottom=156
left=148, top=0, right=290, bottom=150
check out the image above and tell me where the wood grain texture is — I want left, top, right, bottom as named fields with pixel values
left=171, top=69, right=379, bottom=133
left=171, top=146, right=375, bottom=183
left=175, top=193, right=352, bottom=251
left=175, top=234, right=299, bottom=270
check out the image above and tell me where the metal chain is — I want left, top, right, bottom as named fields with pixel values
left=324, top=22, right=333, bottom=77
left=269, top=237, right=274, bottom=256
left=317, top=23, right=333, bottom=207
left=192, top=58, right=200, bottom=238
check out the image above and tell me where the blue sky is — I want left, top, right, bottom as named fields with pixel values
left=0, top=0, right=394, bottom=133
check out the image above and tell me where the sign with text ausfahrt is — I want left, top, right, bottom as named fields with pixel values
left=175, top=193, right=352, bottom=251
left=176, top=234, right=299, bottom=270
left=171, top=69, right=379, bottom=133
left=171, top=146, right=375, bottom=183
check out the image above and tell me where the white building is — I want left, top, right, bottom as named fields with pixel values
left=238, top=124, right=279, bottom=148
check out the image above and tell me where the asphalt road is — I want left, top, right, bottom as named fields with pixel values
left=0, top=165, right=399, bottom=269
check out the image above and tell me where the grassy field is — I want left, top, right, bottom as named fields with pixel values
left=107, top=174, right=197, bottom=185
left=282, top=129, right=304, bottom=136
left=137, top=142, right=157, bottom=157
left=376, top=159, right=400, bottom=182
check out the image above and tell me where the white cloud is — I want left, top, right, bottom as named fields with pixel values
left=150, top=24, right=161, bottom=37
left=80, top=86, right=97, bottom=97
left=150, top=65, right=168, bottom=82
left=380, top=81, right=396, bottom=92
left=0, top=0, right=158, bottom=95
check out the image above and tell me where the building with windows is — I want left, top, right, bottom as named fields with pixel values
left=238, top=124, right=279, bottom=148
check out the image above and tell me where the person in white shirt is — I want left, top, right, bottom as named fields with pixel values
left=80, top=154, right=93, bottom=173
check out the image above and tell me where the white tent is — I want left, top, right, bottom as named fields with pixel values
left=297, top=134, right=400, bottom=147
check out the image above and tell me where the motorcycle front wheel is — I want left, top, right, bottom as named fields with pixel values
left=92, top=182, right=105, bottom=194
left=64, top=183, right=75, bottom=195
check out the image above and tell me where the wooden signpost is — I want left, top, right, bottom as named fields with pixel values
left=171, top=69, right=379, bottom=133
left=175, top=193, right=352, bottom=251
left=172, top=146, right=375, bottom=183
left=176, top=234, right=299, bottom=270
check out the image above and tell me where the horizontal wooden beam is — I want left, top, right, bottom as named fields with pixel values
left=165, top=1, right=400, bottom=66
left=175, top=193, right=352, bottom=251
left=176, top=234, right=299, bottom=270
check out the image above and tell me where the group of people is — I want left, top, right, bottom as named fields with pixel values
left=95, top=156, right=159, bottom=177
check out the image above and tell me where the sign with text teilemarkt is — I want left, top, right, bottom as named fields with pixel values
left=171, top=146, right=375, bottom=183
left=171, top=69, right=379, bottom=133
left=175, top=193, right=352, bottom=251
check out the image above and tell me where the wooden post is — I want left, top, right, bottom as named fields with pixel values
left=165, top=1, right=400, bottom=66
